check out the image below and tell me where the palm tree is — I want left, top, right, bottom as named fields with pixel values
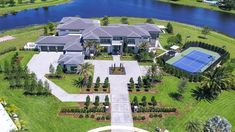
left=185, top=120, right=202, bottom=132
left=84, top=40, right=97, bottom=56
left=6, top=104, right=18, bottom=115
left=94, top=43, right=103, bottom=56
left=78, top=62, right=93, bottom=86
left=201, top=67, right=234, bottom=95
left=138, top=42, right=150, bottom=52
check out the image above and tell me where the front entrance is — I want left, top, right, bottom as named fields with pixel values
left=112, top=46, right=121, bottom=55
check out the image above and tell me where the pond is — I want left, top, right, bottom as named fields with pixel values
left=0, top=0, right=235, bottom=37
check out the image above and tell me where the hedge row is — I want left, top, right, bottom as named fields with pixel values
left=61, top=107, right=105, bottom=113
left=133, top=116, right=146, bottom=121
left=96, top=115, right=110, bottom=121
left=136, top=107, right=176, bottom=113
left=158, top=41, right=230, bottom=82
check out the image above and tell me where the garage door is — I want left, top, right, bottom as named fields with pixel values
left=49, top=46, right=56, bottom=51
left=57, top=46, right=64, bottom=52
left=40, top=46, right=48, bottom=51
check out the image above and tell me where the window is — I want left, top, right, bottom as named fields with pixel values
left=113, top=37, right=122, bottom=40
left=70, top=66, right=77, bottom=72
left=100, top=38, right=111, bottom=44
left=127, top=39, right=135, bottom=44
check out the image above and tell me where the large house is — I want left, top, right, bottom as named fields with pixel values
left=35, top=17, right=162, bottom=72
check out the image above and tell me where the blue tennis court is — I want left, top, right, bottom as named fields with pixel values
left=172, top=50, right=215, bottom=73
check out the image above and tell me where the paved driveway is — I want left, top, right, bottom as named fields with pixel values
left=86, top=60, right=143, bottom=83
left=87, top=56, right=145, bottom=130
left=27, top=52, right=109, bottom=102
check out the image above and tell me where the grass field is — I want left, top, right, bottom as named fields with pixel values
left=158, top=0, right=235, bottom=15
left=50, top=73, right=81, bottom=93
left=0, top=0, right=70, bottom=16
left=0, top=51, right=109, bottom=131
left=131, top=76, right=235, bottom=132
left=0, top=17, right=234, bottom=131
left=0, top=25, right=43, bottom=50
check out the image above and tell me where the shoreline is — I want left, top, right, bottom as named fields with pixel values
left=0, top=0, right=71, bottom=16
left=158, top=0, right=235, bottom=15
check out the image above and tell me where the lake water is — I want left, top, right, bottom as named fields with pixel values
left=0, top=0, right=235, bottom=37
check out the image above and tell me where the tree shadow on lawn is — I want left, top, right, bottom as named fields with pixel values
left=168, top=92, right=183, bottom=101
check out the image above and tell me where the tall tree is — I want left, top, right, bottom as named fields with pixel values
left=101, top=16, right=109, bottom=26
left=201, top=67, right=234, bottom=96
left=43, top=26, right=48, bottom=36
left=94, top=96, right=100, bottom=107
left=151, top=96, right=157, bottom=106
left=166, top=22, right=173, bottom=33
left=201, top=26, right=210, bottom=38
left=145, top=18, right=155, bottom=24
left=48, top=22, right=55, bottom=33
left=49, top=64, right=55, bottom=75
left=104, top=95, right=109, bottom=106
left=84, top=40, right=96, bottom=57
left=85, top=95, right=90, bottom=108
left=132, top=96, right=138, bottom=106
left=138, top=42, right=150, bottom=52
left=56, top=65, right=63, bottom=78
left=120, top=17, right=129, bottom=24
left=78, top=62, right=93, bottom=86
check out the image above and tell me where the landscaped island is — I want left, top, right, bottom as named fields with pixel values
left=0, top=17, right=234, bottom=131
left=0, top=0, right=70, bottom=16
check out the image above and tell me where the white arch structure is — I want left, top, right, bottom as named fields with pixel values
left=88, top=125, right=149, bottom=132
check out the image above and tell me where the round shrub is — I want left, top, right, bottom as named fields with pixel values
left=79, top=114, right=84, bottom=118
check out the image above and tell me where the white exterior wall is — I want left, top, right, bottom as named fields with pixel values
left=58, top=30, right=83, bottom=36
left=58, top=30, right=69, bottom=36
left=65, top=51, right=83, bottom=55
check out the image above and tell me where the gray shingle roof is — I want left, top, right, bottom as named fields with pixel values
left=57, top=17, right=100, bottom=30
left=36, top=35, right=80, bottom=45
left=135, top=23, right=161, bottom=32
left=82, top=25, right=151, bottom=39
left=58, top=54, right=84, bottom=65
left=63, top=41, right=83, bottom=51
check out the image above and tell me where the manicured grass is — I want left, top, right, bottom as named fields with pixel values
left=121, top=54, right=136, bottom=61
left=159, top=0, right=235, bottom=15
left=50, top=73, right=81, bottom=93
left=50, top=66, right=94, bottom=94
left=108, top=17, right=235, bottom=58
left=90, top=53, right=113, bottom=60
left=0, top=52, right=109, bottom=131
left=130, top=76, right=235, bottom=131
left=0, top=0, right=70, bottom=16
left=0, top=25, right=44, bottom=50
left=156, top=49, right=166, bottom=55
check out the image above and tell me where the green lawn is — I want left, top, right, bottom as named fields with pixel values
left=131, top=76, right=235, bottom=132
left=90, top=53, right=113, bottom=60
left=0, top=0, right=70, bottom=16
left=50, top=73, right=81, bottom=93
left=0, top=25, right=44, bottom=50
left=158, top=0, right=235, bottom=15
left=0, top=51, right=109, bottom=131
